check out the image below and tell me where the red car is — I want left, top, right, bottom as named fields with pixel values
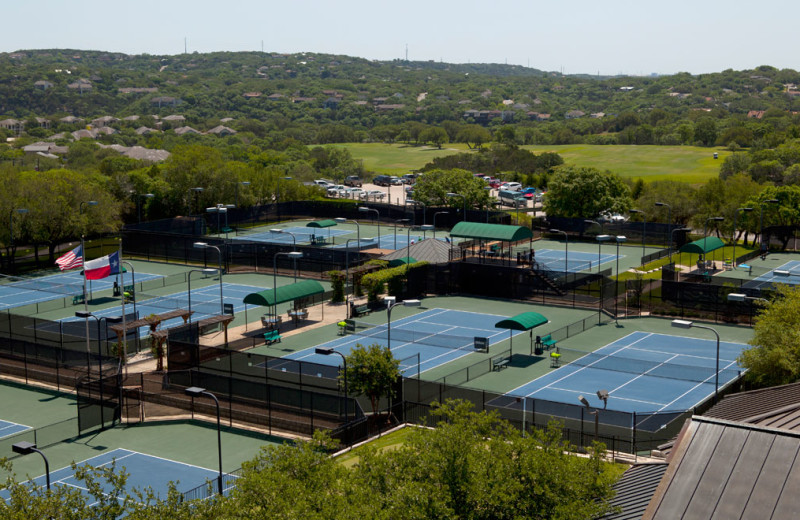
left=488, top=179, right=502, bottom=188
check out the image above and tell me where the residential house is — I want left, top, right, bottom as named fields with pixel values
left=91, top=116, right=118, bottom=128
left=0, top=119, right=23, bottom=133
left=71, top=129, right=96, bottom=140
left=291, top=97, right=316, bottom=103
left=243, top=92, right=262, bottom=99
left=323, top=97, right=341, bottom=109
left=118, top=87, right=158, bottom=94
left=207, top=125, right=237, bottom=137
left=66, top=79, right=92, bottom=93
left=59, top=116, right=83, bottom=125
left=266, top=93, right=284, bottom=100
left=151, top=96, right=181, bottom=108
left=565, top=110, right=585, bottom=119
left=135, top=127, right=159, bottom=136
left=34, top=80, right=54, bottom=90
left=375, top=104, right=405, bottom=111
left=123, top=115, right=140, bottom=122
left=35, top=117, right=51, bottom=129
left=174, top=126, right=201, bottom=136
left=747, top=110, right=766, bottom=119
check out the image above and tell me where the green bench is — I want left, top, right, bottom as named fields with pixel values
left=72, top=293, right=85, bottom=305
left=541, top=334, right=557, bottom=350
left=264, top=330, right=282, bottom=345
left=352, top=304, right=370, bottom=317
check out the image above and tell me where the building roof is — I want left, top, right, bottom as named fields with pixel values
left=704, top=381, right=800, bottom=428
left=494, top=312, right=548, bottom=331
left=381, top=238, right=455, bottom=265
left=124, top=146, right=170, bottom=162
left=599, top=463, right=668, bottom=520
left=242, top=280, right=324, bottom=307
left=678, top=236, right=725, bottom=255
left=450, top=222, right=533, bottom=242
left=642, top=416, right=800, bottom=519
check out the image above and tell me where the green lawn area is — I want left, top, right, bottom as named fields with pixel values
left=335, top=426, right=416, bottom=468
left=331, top=142, right=727, bottom=183
left=522, top=144, right=728, bottom=183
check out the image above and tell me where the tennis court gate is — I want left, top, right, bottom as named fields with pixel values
left=76, top=373, right=121, bottom=434
left=401, top=378, right=692, bottom=454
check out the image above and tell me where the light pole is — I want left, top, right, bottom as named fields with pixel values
left=595, top=233, right=612, bottom=273
left=75, top=311, right=122, bottom=376
left=703, top=217, right=724, bottom=266
left=655, top=202, right=671, bottom=255
left=394, top=218, right=409, bottom=250
left=550, top=229, right=568, bottom=273
left=78, top=200, right=98, bottom=354
left=184, top=387, right=224, bottom=496
left=234, top=180, right=250, bottom=209
left=671, top=319, right=721, bottom=403
left=433, top=211, right=449, bottom=240
left=207, top=204, right=235, bottom=238
left=12, top=441, right=50, bottom=490
left=759, top=199, right=779, bottom=255
left=193, top=242, right=224, bottom=315
left=446, top=192, right=466, bottom=222
left=187, top=268, right=218, bottom=323
left=315, top=347, right=349, bottom=422
left=578, top=395, right=599, bottom=443
left=137, top=193, right=154, bottom=223
left=420, top=224, right=434, bottom=241
left=671, top=227, right=692, bottom=265
left=406, top=199, right=427, bottom=226
left=120, top=260, right=137, bottom=316
left=9, top=207, right=28, bottom=269
left=732, top=207, right=753, bottom=269
left=273, top=251, right=303, bottom=317
left=614, top=236, right=627, bottom=326
left=584, top=219, right=604, bottom=272
left=270, top=229, right=299, bottom=281
left=629, top=209, right=645, bottom=258
left=358, top=206, right=380, bottom=247
left=188, top=187, right=203, bottom=215
left=334, top=217, right=361, bottom=251
left=385, top=297, right=421, bottom=350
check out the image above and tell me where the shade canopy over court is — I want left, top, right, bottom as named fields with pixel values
left=243, top=279, right=325, bottom=307
left=388, top=256, right=416, bottom=268
left=450, top=222, right=533, bottom=242
left=494, top=311, right=548, bottom=353
left=678, top=236, right=725, bottom=255
left=306, top=220, right=338, bottom=229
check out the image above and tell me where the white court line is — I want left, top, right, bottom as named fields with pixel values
left=608, top=353, right=682, bottom=397
left=545, top=384, right=666, bottom=407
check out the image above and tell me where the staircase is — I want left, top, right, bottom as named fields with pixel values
left=530, top=261, right=566, bottom=296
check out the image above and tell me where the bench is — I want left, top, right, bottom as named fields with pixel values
left=541, top=334, right=557, bottom=350
left=550, top=350, right=561, bottom=368
left=264, top=330, right=282, bottom=345
left=72, top=293, right=85, bottom=305
left=492, top=357, right=510, bottom=371
left=221, top=227, right=233, bottom=234
left=352, top=304, right=370, bottom=317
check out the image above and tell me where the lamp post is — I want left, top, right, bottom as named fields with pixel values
left=655, top=202, right=671, bottom=255
left=732, top=207, right=753, bottom=269
left=385, top=297, right=421, bottom=350
left=137, top=193, right=154, bottom=223
left=671, top=227, right=692, bottom=265
left=187, top=268, right=218, bottom=323
left=188, top=187, right=203, bottom=215
left=550, top=229, right=568, bottom=273
left=406, top=199, right=427, bottom=226
left=614, top=236, right=627, bottom=326
left=595, top=233, right=612, bottom=273
left=270, top=229, right=299, bottom=281
left=315, top=347, right=349, bottom=422
left=584, top=220, right=604, bottom=272
left=759, top=199, right=779, bottom=255
left=446, top=192, right=466, bottom=222
left=273, top=251, right=303, bottom=317
left=420, top=224, right=434, bottom=241
left=78, top=200, right=99, bottom=354
left=184, top=387, right=224, bottom=496
left=578, top=395, right=599, bottom=443
left=75, top=311, right=122, bottom=377
left=432, top=211, right=449, bottom=240
left=234, top=180, right=250, bottom=209
left=393, top=218, right=409, bottom=250
left=193, top=242, right=224, bottom=315
left=703, top=217, right=724, bottom=265
left=12, top=441, right=50, bottom=491
left=671, top=319, right=721, bottom=403
left=358, top=206, right=380, bottom=248
left=334, top=217, right=361, bottom=251
left=9, top=207, right=28, bottom=270
left=629, top=209, right=645, bottom=258
left=120, top=260, right=137, bottom=316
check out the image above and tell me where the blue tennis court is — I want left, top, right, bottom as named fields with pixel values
left=0, top=419, right=30, bottom=439
left=535, top=249, right=618, bottom=273
left=59, top=282, right=264, bottom=332
left=2, top=448, right=236, bottom=501
left=742, top=260, right=800, bottom=289
left=503, top=331, right=747, bottom=414
left=281, top=308, right=524, bottom=375
left=232, top=226, right=351, bottom=245
left=328, top=233, right=424, bottom=251
left=0, top=271, right=163, bottom=310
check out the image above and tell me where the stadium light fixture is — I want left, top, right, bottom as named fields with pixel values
left=671, top=319, right=721, bottom=403
left=184, top=387, right=223, bottom=496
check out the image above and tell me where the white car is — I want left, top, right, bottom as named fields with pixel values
left=314, top=179, right=334, bottom=188
left=359, top=190, right=386, bottom=201
left=347, top=188, right=364, bottom=199
left=326, top=185, right=346, bottom=197
left=500, top=182, right=522, bottom=191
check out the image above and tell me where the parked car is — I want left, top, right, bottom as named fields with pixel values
left=402, top=173, right=419, bottom=184
left=347, top=188, right=364, bottom=199
left=500, top=182, right=522, bottom=191
left=313, top=179, right=334, bottom=188
left=389, top=176, right=403, bottom=185
left=488, top=179, right=502, bottom=189
left=373, top=175, right=392, bottom=186
left=498, top=189, right=526, bottom=206
left=359, top=190, right=386, bottom=200
left=326, top=185, right=346, bottom=197
left=520, top=187, right=539, bottom=199
left=344, top=175, right=362, bottom=187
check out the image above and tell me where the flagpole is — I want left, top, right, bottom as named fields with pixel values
left=81, top=235, right=91, bottom=375
left=119, top=240, right=127, bottom=379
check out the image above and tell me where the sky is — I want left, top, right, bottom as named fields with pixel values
left=3, top=0, right=798, bottom=76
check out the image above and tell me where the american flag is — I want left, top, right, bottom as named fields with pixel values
left=55, top=245, right=83, bottom=271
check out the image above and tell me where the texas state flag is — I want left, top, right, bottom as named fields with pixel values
left=83, top=251, right=121, bottom=280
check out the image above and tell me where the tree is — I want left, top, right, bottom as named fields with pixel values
left=544, top=166, right=632, bottom=219
left=419, top=127, right=448, bottom=149
left=411, top=168, right=490, bottom=210
left=346, top=343, right=400, bottom=415
left=455, top=125, right=491, bottom=150
left=738, top=285, right=800, bottom=387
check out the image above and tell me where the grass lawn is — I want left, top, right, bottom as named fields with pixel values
left=335, top=426, right=417, bottom=468
left=330, top=142, right=727, bottom=183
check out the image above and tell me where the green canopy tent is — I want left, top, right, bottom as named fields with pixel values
left=306, top=219, right=338, bottom=243
left=387, top=257, right=416, bottom=268
left=679, top=236, right=726, bottom=268
left=494, top=311, right=549, bottom=355
left=242, top=279, right=325, bottom=328
left=449, top=222, right=534, bottom=265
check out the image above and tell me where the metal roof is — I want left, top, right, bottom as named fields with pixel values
left=704, top=380, right=800, bottom=425
left=678, top=236, right=725, bottom=255
left=494, top=312, right=548, bottom=331
left=242, top=279, right=324, bottom=307
left=643, top=416, right=800, bottom=519
left=381, top=238, right=455, bottom=265
left=600, top=463, right=668, bottom=520
left=449, top=221, right=533, bottom=242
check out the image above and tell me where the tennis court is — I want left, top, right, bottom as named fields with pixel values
left=280, top=308, right=524, bottom=374
left=328, top=233, right=423, bottom=250
left=232, top=226, right=351, bottom=245
left=0, top=271, right=163, bottom=310
left=501, top=331, right=747, bottom=414
left=0, top=419, right=30, bottom=439
left=2, top=448, right=236, bottom=501
left=742, top=260, right=800, bottom=289
left=534, top=249, right=618, bottom=273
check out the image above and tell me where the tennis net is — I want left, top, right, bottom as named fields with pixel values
left=556, top=346, right=741, bottom=384
left=347, top=319, right=481, bottom=351
left=134, top=291, right=221, bottom=317
left=0, top=273, right=85, bottom=296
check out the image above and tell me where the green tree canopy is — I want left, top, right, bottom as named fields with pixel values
left=544, top=166, right=632, bottom=219
left=346, top=343, right=401, bottom=414
left=411, top=168, right=491, bottom=210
